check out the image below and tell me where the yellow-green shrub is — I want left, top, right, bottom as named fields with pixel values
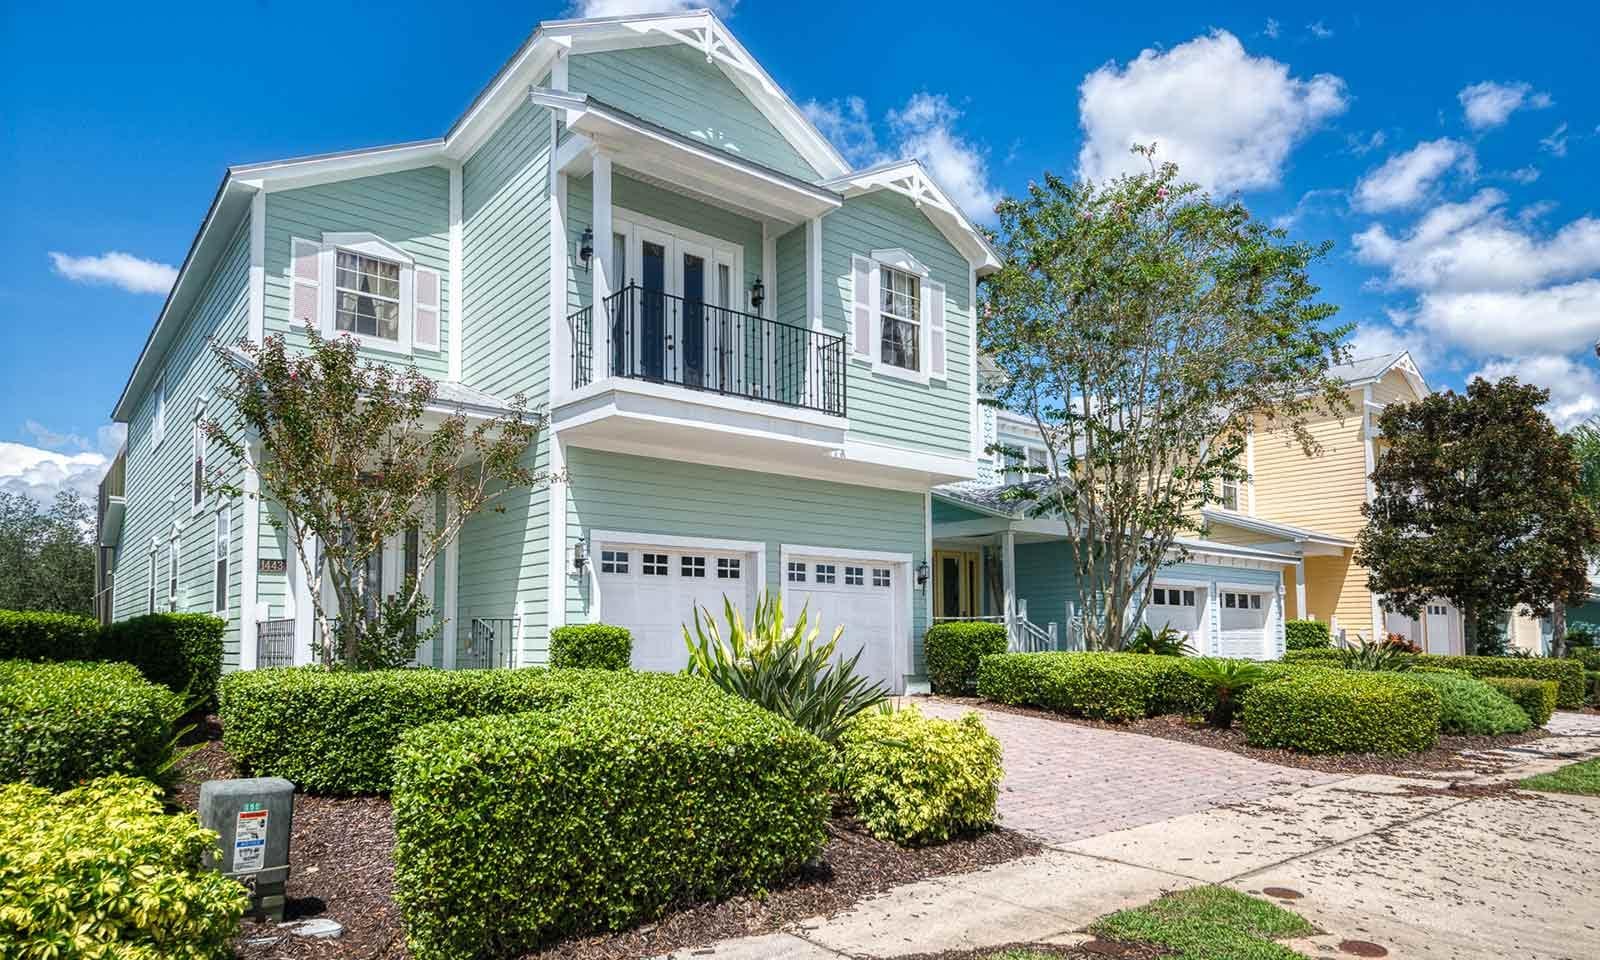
left=839, top=705, right=1002, bottom=846
left=0, top=776, right=247, bottom=959
left=1483, top=676, right=1558, bottom=727
left=391, top=673, right=830, bottom=958
left=1241, top=671, right=1440, bottom=754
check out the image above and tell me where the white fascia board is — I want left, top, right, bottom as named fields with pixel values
left=822, top=161, right=1001, bottom=273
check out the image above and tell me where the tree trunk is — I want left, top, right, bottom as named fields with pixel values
left=1552, top=602, right=1568, bottom=659
left=1462, top=604, right=1478, bottom=656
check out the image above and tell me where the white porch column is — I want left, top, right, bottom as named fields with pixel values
left=1002, top=529, right=1017, bottom=646
left=1294, top=558, right=1307, bottom=621
left=590, top=150, right=614, bottom=380
left=442, top=495, right=459, bottom=670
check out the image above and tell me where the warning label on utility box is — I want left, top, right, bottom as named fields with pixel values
left=233, top=807, right=269, bottom=874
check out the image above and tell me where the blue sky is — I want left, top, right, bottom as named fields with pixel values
left=3, top=0, right=1597, bottom=502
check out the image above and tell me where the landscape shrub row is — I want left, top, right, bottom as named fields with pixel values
left=1284, top=619, right=1332, bottom=651
left=838, top=705, right=1002, bottom=845
left=218, top=666, right=620, bottom=794
left=391, top=672, right=831, bottom=959
left=1408, top=672, right=1531, bottom=735
left=925, top=622, right=1009, bottom=695
left=977, top=651, right=1214, bottom=721
left=0, top=660, right=184, bottom=791
left=1483, top=677, right=1558, bottom=727
left=0, top=609, right=225, bottom=704
left=1240, top=671, right=1442, bottom=754
left=549, top=623, right=633, bottom=670
left=1284, top=648, right=1584, bottom=708
left=0, top=776, right=247, bottom=959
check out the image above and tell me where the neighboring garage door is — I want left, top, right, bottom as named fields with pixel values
left=1218, top=588, right=1271, bottom=659
left=782, top=554, right=899, bottom=692
left=1147, top=584, right=1205, bottom=650
left=594, top=540, right=755, bottom=673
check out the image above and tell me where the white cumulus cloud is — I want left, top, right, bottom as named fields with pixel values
left=0, top=441, right=111, bottom=504
left=1471, top=354, right=1600, bottom=430
left=1411, top=281, right=1600, bottom=357
left=1458, top=81, right=1552, bottom=130
left=1352, top=139, right=1474, bottom=213
left=1075, top=30, right=1348, bottom=195
left=48, top=251, right=176, bottom=295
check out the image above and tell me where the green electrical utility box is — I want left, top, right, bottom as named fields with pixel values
left=199, top=776, right=295, bottom=921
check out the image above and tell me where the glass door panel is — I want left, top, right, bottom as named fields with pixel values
left=681, top=250, right=707, bottom=388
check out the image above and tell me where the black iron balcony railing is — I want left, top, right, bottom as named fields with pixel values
left=570, top=283, right=846, bottom=417
left=257, top=618, right=296, bottom=668
left=459, top=617, right=516, bottom=670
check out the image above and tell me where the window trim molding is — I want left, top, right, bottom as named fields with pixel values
left=149, top=375, right=167, bottom=449
left=317, top=232, right=417, bottom=356
left=190, top=397, right=209, bottom=516
left=854, top=251, right=944, bottom=386
left=213, top=504, right=230, bottom=615
left=869, top=247, right=930, bottom=278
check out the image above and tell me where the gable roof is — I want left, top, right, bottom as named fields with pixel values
left=1200, top=507, right=1354, bottom=548
left=1331, top=350, right=1430, bottom=398
left=821, top=160, right=1001, bottom=274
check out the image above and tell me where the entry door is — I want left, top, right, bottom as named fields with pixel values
left=628, top=227, right=674, bottom=382
left=680, top=242, right=713, bottom=389
left=934, top=550, right=978, bottom=619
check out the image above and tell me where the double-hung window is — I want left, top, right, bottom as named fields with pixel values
left=167, top=537, right=179, bottom=611
left=335, top=250, right=402, bottom=341
left=146, top=549, right=157, bottom=614
left=1220, top=478, right=1240, bottom=511
left=879, top=266, right=921, bottom=372
left=213, top=507, right=230, bottom=614
left=191, top=409, right=206, bottom=511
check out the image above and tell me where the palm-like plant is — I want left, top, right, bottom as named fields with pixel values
left=1126, top=622, right=1194, bottom=656
left=1338, top=635, right=1413, bottom=672
left=1183, top=657, right=1268, bottom=728
left=683, top=592, right=888, bottom=744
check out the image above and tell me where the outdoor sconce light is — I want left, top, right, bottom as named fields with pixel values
left=579, top=227, right=594, bottom=272
left=916, top=560, right=931, bottom=590
left=572, top=538, right=588, bottom=571
left=749, top=277, right=765, bottom=311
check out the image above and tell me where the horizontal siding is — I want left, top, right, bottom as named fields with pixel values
left=263, top=166, right=452, bottom=380
left=111, top=219, right=251, bottom=668
left=822, top=191, right=973, bottom=459
left=931, top=499, right=989, bottom=524
left=567, top=45, right=819, bottom=181
left=1252, top=390, right=1367, bottom=540
left=1200, top=524, right=1283, bottom=547
left=774, top=224, right=806, bottom=329
left=562, top=447, right=929, bottom=673
left=1305, top=554, right=1376, bottom=640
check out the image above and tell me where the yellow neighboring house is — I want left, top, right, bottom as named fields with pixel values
left=1199, top=351, right=1475, bottom=651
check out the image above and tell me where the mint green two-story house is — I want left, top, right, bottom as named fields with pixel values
left=97, top=9, right=999, bottom=693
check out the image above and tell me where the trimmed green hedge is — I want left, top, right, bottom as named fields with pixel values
left=218, top=667, right=615, bottom=794
left=1241, top=671, right=1441, bottom=754
left=99, top=613, right=225, bottom=705
left=925, top=622, right=1009, bottom=695
left=1283, top=649, right=1584, bottom=708
left=0, top=660, right=183, bottom=791
left=1284, top=619, right=1332, bottom=650
left=0, top=609, right=101, bottom=661
left=391, top=673, right=831, bottom=958
left=838, top=705, right=1002, bottom=845
left=977, top=652, right=1209, bottom=721
left=0, top=776, right=247, bottom=958
left=1483, top=677, right=1557, bottom=727
left=1567, top=647, right=1600, bottom=671
left=1586, top=670, right=1599, bottom=707
left=1408, top=672, right=1531, bottom=735
left=549, top=623, right=632, bottom=670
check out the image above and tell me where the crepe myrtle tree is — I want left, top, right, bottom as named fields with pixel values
left=1357, top=377, right=1597, bottom=656
left=982, top=146, right=1351, bottom=649
left=207, top=329, right=547, bottom=668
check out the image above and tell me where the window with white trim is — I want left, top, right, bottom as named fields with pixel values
left=844, top=565, right=864, bottom=586
left=1222, top=592, right=1263, bottom=610
left=879, top=266, right=921, bottom=372
left=150, top=376, right=166, bottom=448
left=717, top=557, right=741, bottom=580
left=814, top=563, right=836, bottom=585
left=872, top=568, right=891, bottom=587
left=787, top=561, right=806, bottom=582
left=601, top=550, right=628, bottom=574
left=213, top=507, right=230, bottom=614
left=167, top=536, right=179, bottom=611
left=1152, top=588, right=1197, bottom=608
left=191, top=406, right=206, bottom=511
left=642, top=553, right=668, bottom=576
left=681, top=555, right=707, bottom=578
left=146, top=549, right=157, bottom=614
left=335, top=250, right=402, bottom=341
left=1220, top=478, right=1240, bottom=511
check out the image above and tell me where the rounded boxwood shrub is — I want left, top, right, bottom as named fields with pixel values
left=218, top=667, right=613, bottom=794
left=1417, top=655, right=1583, bottom=709
left=1408, top=672, right=1531, bottom=735
left=1284, top=619, right=1332, bottom=651
left=1241, top=671, right=1441, bottom=754
left=925, top=622, right=1009, bottom=695
left=977, top=651, right=1209, bottom=721
left=549, top=623, right=632, bottom=670
left=0, top=775, right=247, bottom=958
left=839, top=705, right=1002, bottom=846
left=391, top=673, right=831, bottom=958
left=0, top=609, right=101, bottom=661
left=1482, top=676, right=1558, bottom=727
left=0, top=660, right=183, bottom=791
left=99, top=612, right=226, bottom=705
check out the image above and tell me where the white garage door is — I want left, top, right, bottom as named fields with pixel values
left=783, top=555, right=899, bottom=692
left=1218, top=589, right=1270, bottom=659
left=1147, top=584, right=1205, bottom=650
left=595, top=542, right=754, bottom=673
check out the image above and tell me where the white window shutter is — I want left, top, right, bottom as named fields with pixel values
left=414, top=266, right=441, bottom=350
left=927, top=280, right=947, bottom=379
left=291, top=238, right=321, bottom=327
left=851, top=255, right=875, bottom=359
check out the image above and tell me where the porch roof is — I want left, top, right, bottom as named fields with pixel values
left=1199, top=507, right=1353, bottom=550
left=933, top=479, right=1055, bottom=519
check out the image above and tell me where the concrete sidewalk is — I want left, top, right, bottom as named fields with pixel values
left=663, top=715, right=1600, bottom=960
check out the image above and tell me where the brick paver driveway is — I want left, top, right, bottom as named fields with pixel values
left=917, top=698, right=1339, bottom=845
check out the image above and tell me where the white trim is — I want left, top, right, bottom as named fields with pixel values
left=761, top=223, right=776, bottom=319
left=317, top=232, right=417, bottom=355
left=870, top=247, right=930, bottom=277
left=1244, top=425, right=1256, bottom=516
left=248, top=189, right=265, bottom=343
left=861, top=254, right=932, bottom=385
left=442, top=500, right=459, bottom=670
left=781, top=543, right=915, bottom=565
left=150, top=375, right=167, bottom=449
left=592, top=530, right=769, bottom=614
left=923, top=492, right=934, bottom=646
left=188, top=398, right=208, bottom=517
left=806, top=217, right=822, bottom=330
left=448, top=163, right=463, bottom=380
left=821, top=160, right=1001, bottom=273
left=968, top=264, right=979, bottom=465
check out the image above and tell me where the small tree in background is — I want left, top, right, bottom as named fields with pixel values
left=1357, top=377, right=1597, bottom=655
left=1557, top=417, right=1600, bottom=656
left=982, top=146, right=1351, bottom=648
left=0, top=490, right=95, bottom=615
left=208, top=330, right=546, bottom=668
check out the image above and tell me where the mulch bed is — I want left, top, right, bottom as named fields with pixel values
left=176, top=731, right=1040, bottom=960
left=932, top=696, right=1550, bottom=777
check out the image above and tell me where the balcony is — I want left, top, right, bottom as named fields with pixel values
left=571, top=283, right=846, bottom=418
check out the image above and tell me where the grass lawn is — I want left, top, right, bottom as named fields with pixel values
left=1518, top=756, right=1600, bottom=795
left=1088, top=886, right=1314, bottom=959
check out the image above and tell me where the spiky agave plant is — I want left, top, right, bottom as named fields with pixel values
left=683, top=592, right=888, bottom=744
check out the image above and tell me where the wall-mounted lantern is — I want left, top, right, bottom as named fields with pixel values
left=916, top=560, right=931, bottom=590
left=749, top=277, right=765, bottom=312
left=572, top=537, right=588, bottom=572
left=579, top=227, right=594, bottom=272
